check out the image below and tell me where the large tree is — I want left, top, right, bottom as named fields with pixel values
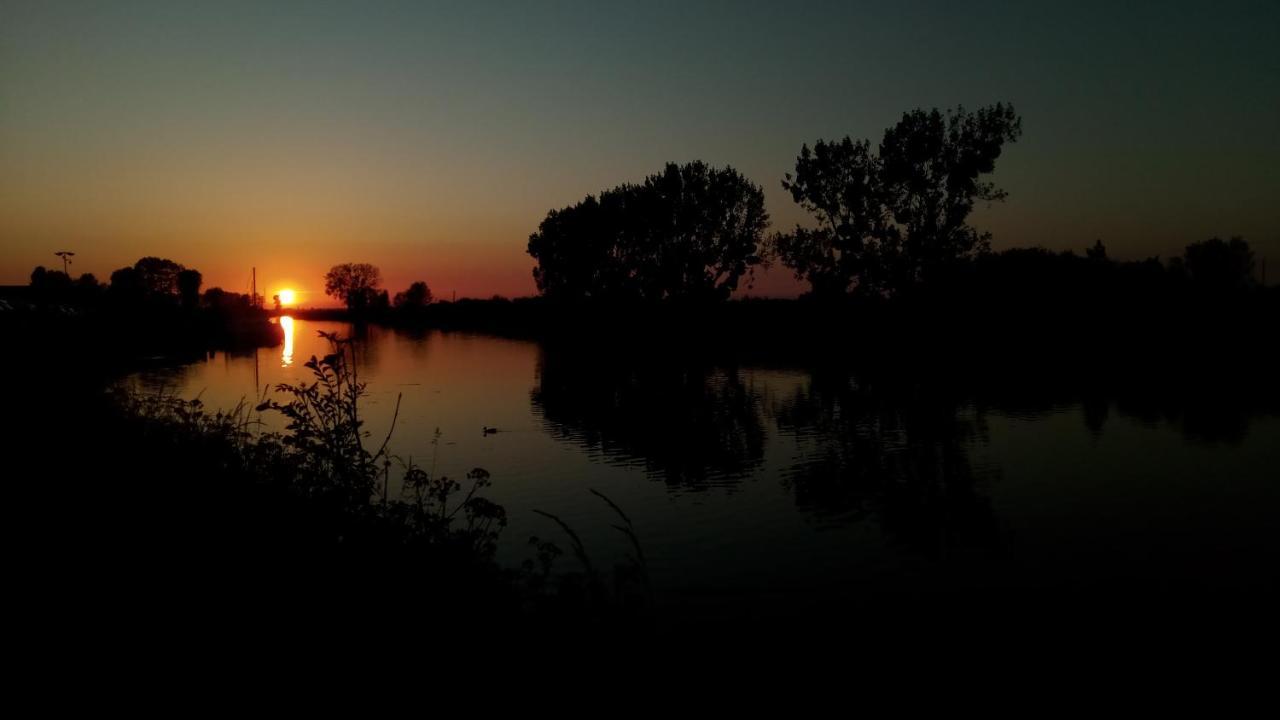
left=132, top=257, right=187, bottom=298
left=324, top=263, right=383, bottom=312
left=105, top=257, right=190, bottom=304
left=773, top=103, right=1022, bottom=297
left=527, top=161, right=769, bottom=302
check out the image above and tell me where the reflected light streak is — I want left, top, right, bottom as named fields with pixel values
left=280, top=315, right=294, bottom=367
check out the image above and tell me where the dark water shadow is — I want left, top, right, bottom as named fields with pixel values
left=532, top=341, right=1280, bottom=580
left=769, top=368, right=1005, bottom=564
left=531, top=344, right=766, bottom=489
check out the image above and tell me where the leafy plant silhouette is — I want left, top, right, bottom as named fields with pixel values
left=250, top=330, right=508, bottom=553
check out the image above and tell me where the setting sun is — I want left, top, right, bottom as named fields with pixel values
left=277, top=289, right=296, bottom=306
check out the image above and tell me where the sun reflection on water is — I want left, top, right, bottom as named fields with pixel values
left=280, top=315, right=294, bottom=367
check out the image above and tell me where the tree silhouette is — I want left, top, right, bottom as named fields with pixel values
left=324, top=263, right=383, bottom=313
left=108, top=266, right=144, bottom=303
left=203, top=287, right=253, bottom=312
left=132, top=257, right=186, bottom=298
left=29, top=265, right=71, bottom=292
left=772, top=103, right=1022, bottom=297
left=177, top=269, right=202, bottom=310
left=393, top=281, right=433, bottom=310
left=527, top=161, right=769, bottom=302
left=1087, top=239, right=1108, bottom=262
left=1183, top=236, right=1255, bottom=292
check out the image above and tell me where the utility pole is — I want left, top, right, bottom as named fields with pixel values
left=55, top=250, right=75, bottom=276
left=252, top=267, right=257, bottom=308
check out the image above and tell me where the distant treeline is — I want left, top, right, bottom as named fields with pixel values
left=4, top=255, right=280, bottom=359
left=303, top=234, right=1274, bottom=345
left=289, top=231, right=1274, bottom=344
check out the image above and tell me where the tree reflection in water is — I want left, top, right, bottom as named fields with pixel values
left=532, top=344, right=766, bottom=489
left=770, top=369, right=1005, bottom=563
left=530, top=341, right=1280, bottom=583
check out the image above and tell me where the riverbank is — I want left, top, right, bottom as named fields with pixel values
left=286, top=282, right=1280, bottom=373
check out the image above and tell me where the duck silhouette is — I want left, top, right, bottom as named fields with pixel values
left=482, top=426, right=499, bottom=435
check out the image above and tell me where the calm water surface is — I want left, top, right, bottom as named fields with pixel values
left=127, top=318, right=1280, bottom=606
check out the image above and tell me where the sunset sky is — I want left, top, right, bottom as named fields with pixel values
left=3, top=1, right=1277, bottom=302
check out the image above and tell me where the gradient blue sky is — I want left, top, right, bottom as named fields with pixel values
left=2, top=0, right=1277, bottom=300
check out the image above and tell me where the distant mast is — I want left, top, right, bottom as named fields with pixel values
left=252, top=266, right=258, bottom=308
